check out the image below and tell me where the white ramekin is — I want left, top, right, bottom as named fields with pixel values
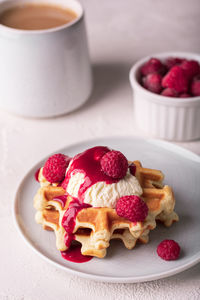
left=129, top=52, right=200, bottom=141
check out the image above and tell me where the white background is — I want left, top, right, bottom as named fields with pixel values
left=0, top=0, right=200, bottom=299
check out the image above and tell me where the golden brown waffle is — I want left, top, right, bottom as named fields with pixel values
left=34, top=161, right=179, bottom=258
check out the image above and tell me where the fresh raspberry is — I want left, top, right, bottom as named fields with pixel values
left=179, top=93, right=191, bottom=98
left=157, top=240, right=180, bottom=261
left=161, top=88, right=178, bottom=97
left=100, top=150, right=128, bottom=179
left=141, top=58, right=165, bottom=76
left=116, top=195, right=148, bottom=222
left=165, top=57, right=185, bottom=69
left=191, top=75, right=200, bottom=96
left=43, top=153, right=71, bottom=183
left=162, top=66, right=189, bottom=93
left=181, top=60, right=200, bottom=79
left=142, top=73, right=162, bottom=94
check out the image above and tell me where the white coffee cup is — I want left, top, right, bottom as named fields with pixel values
left=0, top=0, right=92, bottom=117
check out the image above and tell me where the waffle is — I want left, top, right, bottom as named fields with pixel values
left=34, top=161, right=179, bottom=258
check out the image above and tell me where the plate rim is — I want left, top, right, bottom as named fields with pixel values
left=13, top=135, right=200, bottom=283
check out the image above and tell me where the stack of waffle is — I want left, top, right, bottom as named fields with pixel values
left=34, top=160, right=179, bottom=258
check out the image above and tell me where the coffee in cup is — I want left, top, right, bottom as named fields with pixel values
left=0, top=3, right=77, bottom=30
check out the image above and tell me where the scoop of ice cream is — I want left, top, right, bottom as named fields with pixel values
left=66, top=169, right=142, bottom=208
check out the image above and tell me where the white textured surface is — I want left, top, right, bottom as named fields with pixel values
left=1, top=0, right=200, bottom=299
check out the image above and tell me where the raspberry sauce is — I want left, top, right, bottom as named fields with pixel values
left=53, top=197, right=93, bottom=263
left=53, top=195, right=67, bottom=208
left=34, top=168, right=41, bottom=182
left=61, top=198, right=91, bottom=235
left=61, top=244, right=92, bottom=263
left=61, top=146, right=120, bottom=201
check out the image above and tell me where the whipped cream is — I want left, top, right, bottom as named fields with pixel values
left=66, top=169, right=142, bottom=208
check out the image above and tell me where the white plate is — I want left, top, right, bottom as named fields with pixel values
left=14, top=136, right=200, bottom=283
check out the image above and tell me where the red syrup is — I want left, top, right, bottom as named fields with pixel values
left=53, top=197, right=93, bottom=263
left=61, top=198, right=91, bottom=235
left=61, top=146, right=121, bottom=201
left=34, top=168, right=41, bottom=182
left=61, top=244, right=92, bottom=263
left=53, top=195, right=67, bottom=208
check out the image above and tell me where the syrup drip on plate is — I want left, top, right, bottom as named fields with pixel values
left=61, top=244, right=92, bottom=263
left=54, top=196, right=93, bottom=263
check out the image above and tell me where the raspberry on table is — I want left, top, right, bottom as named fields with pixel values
left=141, top=58, right=165, bottom=76
left=157, top=239, right=180, bottom=261
left=43, top=153, right=71, bottom=183
left=100, top=150, right=128, bottom=179
left=162, top=66, right=189, bottom=93
left=142, top=73, right=162, bottom=94
left=116, top=195, right=148, bottom=222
